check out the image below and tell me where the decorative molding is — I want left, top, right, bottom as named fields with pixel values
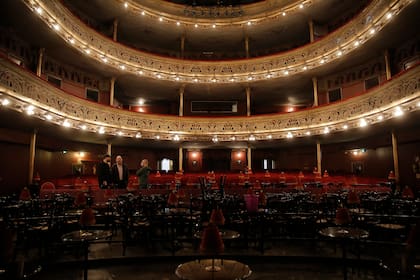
left=24, top=0, right=410, bottom=84
left=0, top=58, right=419, bottom=142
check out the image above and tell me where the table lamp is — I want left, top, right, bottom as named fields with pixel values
left=200, top=223, right=224, bottom=272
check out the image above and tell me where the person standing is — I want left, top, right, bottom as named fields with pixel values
left=111, top=155, right=129, bottom=189
left=136, top=159, right=152, bottom=189
left=97, top=154, right=112, bottom=189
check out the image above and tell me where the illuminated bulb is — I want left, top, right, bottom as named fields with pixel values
left=266, top=73, right=272, bottom=78
left=320, top=59, right=325, bottom=64
left=102, top=57, right=107, bottom=63
left=377, top=115, right=383, bottom=121
left=353, top=151, right=358, bottom=155
left=323, top=127, right=330, bottom=134
left=299, top=4, right=303, bottom=9
left=249, top=135, right=256, bottom=141
left=138, top=99, right=144, bottom=105
left=229, top=77, right=235, bottom=82
left=337, top=51, right=342, bottom=56
left=194, top=24, right=198, bottom=28
left=120, top=65, right=125, bottom=70
left=305, top=131, right=311, bottom=135
left=247, top=21, right=251, bottom=26
left=159, top=17, right=163, bottom=22
left=417, top=101, right=420, bottom=107
left=176, top=21, right=180, bottom=26
left=302, top=66, right=307, bottom=70
left=212, top=24, right=216, bottom=28
left=136, top=133, right=142, bottom=138
left=117, top=131, right=123, bottom=136
left=36, top=7, right=42, bottom=14
left=267, top=135, right=272, bottom=139
left=1, top=99, right=10, bottom=106
left=53, top=24, right=60, bottom=31
left=284, top=70, right=289, bottom=75
left=247, top=76, right=253, bottom=81
left=85, top=49, right=90, bottom=54
left=98, top=127, right=105, bottom=134
left=386, top=12, right=392, bottom=19
left=173, top=135, right=180, bottom=141
left=155, top=135, right=160, bottom=140
left=286, top=132, right=293, bottom=138
left=63, top=120, right=71, bottom=127
left=354, top=41, right=360, bottom=47
left=211, top=78, right=217, bottom=82
left=359, top=118, right=367, bottom=127
left=79, top=152, right=85, bottom=157
left=175, top=76, right=180, bottom=81
left=343, top=124, right=348, bottom=129
left=394, top=106, right=404, bottom=117
left=69, top=38, right=75, bottom=44
left=141, top=11, right=145, bottom=16
left=124, top=2, right=128, bottom=8
left=46, top=114, right=53, bottom=120
left=230, top=136, right=236, bottom=141
left=156, top=74, right=162, bottom=79
left=193, top=78, right=198, bottom=82
left=80, top=125, right=87, bottom=130
left=369, top=28, right=375, bottom=35
left=138, top=70, right=143, bottom=75
left=282, top=12, right=286, bottom=16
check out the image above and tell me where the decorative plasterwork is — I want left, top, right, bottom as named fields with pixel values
left=0, top=59, right=419, bottom=143
left=25, top=0, right=410, bottom=84
left=119, top=0, right=314, bottom=24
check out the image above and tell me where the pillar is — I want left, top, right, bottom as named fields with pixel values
left=28, top=129, right=37, bottom=184
left=179, top=85, right=185, bottom=116
left=308, top=20, right=314, bottom=43
left=316, top=141, right=322, bottom=174
left=384, top=49, right=392, bottom=80
left=179, top=147, right=183, bottom=171
left=113, top=18, right=118, bottom=41
left=244, top=36, right=250, bottom=58
left=246, top=87, right=251, bottom=116
left=391, top=131, right=400, bottom=183
left=312, top=77, right=319, bottom=107
left=247, top=147, right=252, bottom=170
left=180, top=34, right=185, bottom=59
left=110, top=77, right=116, bottom=106
left=36, top=48, right=45, bottom=77
left=107, top=143, right=112, bottom=157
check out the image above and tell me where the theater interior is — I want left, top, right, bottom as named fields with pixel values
left=0, top=0, right=420, bottom=279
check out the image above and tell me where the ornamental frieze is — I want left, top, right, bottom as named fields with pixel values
left=0, top=59, right=419, bottom=141
left=24, top=0, right=409, bottom=84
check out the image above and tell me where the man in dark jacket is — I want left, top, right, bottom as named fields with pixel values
left=111, top=155, right=129, bottom=189
left=97, top=154, right=111, bottom=189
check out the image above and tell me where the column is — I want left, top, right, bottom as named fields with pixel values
left=179, top=147, right=183, bottom=171
left=110, top=77, right=116, bottom=106
left=113, top=18, right=118, bottom=41
left=391, top=131, right=400, bottom=183
left=107, top=143, right=112, bottom=157
left=316, top=141, right=322, bottom=174
left=180, top=34, right=185, bottom=59
left=36, top=48, right=45, bottom=77
left=179, top=85, right=185, bottom=116
left=308, top=20, right=314, bottom=43
left=246, top=87, right=251, bottom=116
left=244, top=35, right=250, bottom=58
left=28, top=129, right=37, bottom=184
left=312, top=77, right=319, bottom=107
left=384, top=49, right=392, bottom=80
left=247, top=147, right=252, bottom=170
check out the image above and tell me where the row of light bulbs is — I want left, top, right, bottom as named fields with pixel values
left=27, top=0, right=402, bottom=84
left=3, top=94, right=418, bottom=143
left=120, top=0, right=312, bottom=28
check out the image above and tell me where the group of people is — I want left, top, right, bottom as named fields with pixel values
left=97, top=155, right=152, bottom=189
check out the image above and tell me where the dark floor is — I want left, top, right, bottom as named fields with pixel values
left=11, top=234, right=409, bottom=280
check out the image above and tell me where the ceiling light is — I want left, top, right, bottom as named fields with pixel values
left=267, top=135, right=272, bottom=139
left=117, top=131, right=123, bottom=136
left=141, top=11, right=145, bottom=16
left=193, top=78, right=198, bottom=82
left=286, top=132, right=293, bottom=138
left=282, top=12, right=286, bottom=16
left=354, top=41, right=360, bottom=47
left=323, top=127, right=330, bottom=134
left=85, top=49, right=91, bottom=54
left=230, top=136, right=236, bottom=141
left=284, top=70, right=289, bottom=75
left=337, top=51, right=342, bottom=56
left=176, top=21, right=180, bottom=26
left=138, top=70, right=143, bottom=75
left=101, top=57, right=108, bottom=62
left=247, top=76, right=253, bottom=81
left=266, top=73, right=272, bottom=78
left=138, top=99, right=145, bottom=105
left=299, top=4, right=303, bottom=9
left=369, top=28, right=375, bottom=35
left=69, top=38, right=75, bottom=44
left=394, top=106, right=404, bottom=117
left=343, top=124, right=348, bottom=129
left=46, top=114, right=53, bottom=120
left=249, top=135, right=256, bottom=141
left=35, top=7, right=42, bottom=14
left=156, top=74, right=162, bottom=79
left=119, top=65, right=125, bottom=70
left=63, top=120, right=71, bottom=127
left=98, top=127, right=105, bottom=134
left=211, top=78, right=217, bottom=82
left=212, top=136, right=218, bottom=142
left=159, top=17, right=163, bottom=22
left=175, top=76, right=180, bottom=81
left=173, top=135, right=180, bottom=141
left=1, top=99, right=10, bottom=106
left=320, top=59, right=325, bottom=64
left=247, top=21, right=251, bottom=26
left=212, top=24, right=216, bottom=28
left=194, top=24, right=198, bottom=28
left=305, top=131, right=311, bottom=136
left=136, top=132, right=142, bottom=138
left=302, top=66, right=307, bottom=70
left=377, top=115, right=383, bottom=121
left=80, top=125, right=87, bottom=130
left=386, top=12, right=392, bottom=19
left=53, top=24, right=60, bottom=31
left=155, top=135, right=160, bottom=140
left=359, top=118, right=367, bottom=127
left=229, top=77, right=235, bottom=82
left=416, top=101, right=420, bottom=107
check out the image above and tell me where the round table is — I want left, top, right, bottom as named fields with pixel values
left=175, top=259, right=251, bottom=280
